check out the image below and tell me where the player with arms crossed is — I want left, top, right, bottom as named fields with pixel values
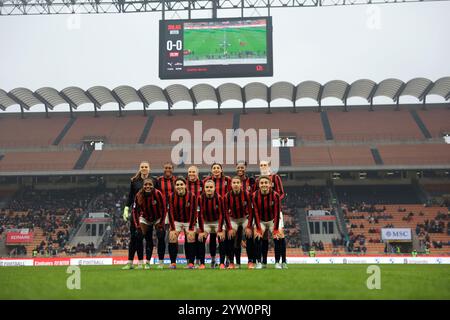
left=132, top=177, right=167, bottom=269
left=197, top=180, right=233, bottom=269
left=168, top=177, right=198, bottom=269
left=255, top=160, right=287, bottom=268
left=252, top=176, right=285, bottom=269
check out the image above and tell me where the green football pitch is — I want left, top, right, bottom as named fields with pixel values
left=1, top=264, right=449, bottom=299
left=184, top=27, right=267, bottom=61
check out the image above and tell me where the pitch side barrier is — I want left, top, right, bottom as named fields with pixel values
left=0, top=255, right=449, bottom=267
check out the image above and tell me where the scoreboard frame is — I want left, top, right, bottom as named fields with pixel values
left=159, top=16, right=273, bottom=80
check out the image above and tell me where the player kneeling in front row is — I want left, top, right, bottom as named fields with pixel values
left=168, top=177, right=198, bottom=269
left=132, top=177, right=167, bottom=269
left=197, top=180, right=233, bottom=269
left=224, top=176, right=255, bottom=269
left=252, top=176, right=285, bottom=269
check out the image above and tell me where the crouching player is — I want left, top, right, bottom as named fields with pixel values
left=224, top=176, right=254, bottom=269
left=252, top=176, right=285, bottom=269
left=132, top=177, right=166, bottom=269
left=197, top=180, right=233, bottom=269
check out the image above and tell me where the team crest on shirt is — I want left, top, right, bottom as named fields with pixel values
left=243, top=201, right=247, bottom=206
left=152, top=200, right=157, bottom=205
left=246, top=186, right=251, bottom=191
left=186, top=202, right=190, bottom=207
left=271, top=201, right=274, bottom=206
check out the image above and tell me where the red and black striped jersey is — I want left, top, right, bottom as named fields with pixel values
left=157, top=175, right=176, bottom=202
left=186, top=178, right=203, bottom=198
left=240, top=175, right=256, bottom=193
left=132, top=189, right=166, bottom=228
left=251, top=190, right=281, bottom=232
left=224, top=190, right=252, bottom=220
left=202, top=175, right=232, bottom=198
left=168, top=191, right=197, bottom=231
left=255, top=174, right=285, bottom=200
left=197, top=193, right=231, bottom=233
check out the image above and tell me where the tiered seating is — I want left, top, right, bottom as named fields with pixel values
left=291, top=145, right=375, bottom=167
left=239, top=110, right=325, bottom=141
left=327, top=108, right=424, bottom=141
left=0, top=116, right=68, bottom=147
left=146, top=112, right=234, bottom=145
left=345, top=204, right=449, bottom=254
left=61, top=115, right=147, bottom=145
left=0, top=150, right=81, bottom=172
left=85, top=148, right=173, bottom=170
left=422, top=184, right=450, bottom=196
left=416, top=107, right=450, bottom=138
left=377, top=143, right=450, bottom=165
left=336, top=185, right=420, bottom=204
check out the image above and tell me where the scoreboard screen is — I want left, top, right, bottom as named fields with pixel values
left=159, top=17, right=273, bottom=79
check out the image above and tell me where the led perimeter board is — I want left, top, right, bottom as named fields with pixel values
left=159, top=17, right=273, bottom=79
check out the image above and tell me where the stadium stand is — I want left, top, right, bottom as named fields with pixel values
left=327, top=108, right=426, bottom=142
left=145, top=112, right=234, bottom=145
left=239, top=109, right=325, bottom=141
left=60, top=114, right=148, bottom=146
left=0, top=150, right=81, bottom=172
left=376, top=144, right=450, bottom=165
left=291, top=145, right=376, bottom=167
left=0, top=115, right=68, bottom=148
left=416, top=107, right=450, bottom=139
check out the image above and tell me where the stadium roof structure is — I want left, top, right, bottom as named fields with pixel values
left=1, top=77, right=449, bottom=117
left=1, top=0, right=449, bottom=16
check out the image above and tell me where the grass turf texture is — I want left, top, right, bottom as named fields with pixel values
left=183, top=27, right=267, bottom=61
left=1, top=265, right=449, bottom=300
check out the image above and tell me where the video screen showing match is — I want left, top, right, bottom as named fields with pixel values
left=183, top=19, right=268, bottom=66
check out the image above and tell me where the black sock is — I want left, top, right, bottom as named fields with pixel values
left=219, top=239, right=227, bottom=264
left=169, top=243, right=178, bottom=264
left=281, top=238, right=287, bottom=263
left=227, top=237, right=235, bottom=264
left=274, top=239, right=281, bottom=263
left=136, top=231, right=144, bottom=261
left=157, top=228, right=166, bottom=261
left=234, top=245, right=241, bottom=265
left=209, top=233, right=217, bottom=257
left=184, top=242, right=190, bottom=264
left=254, top=238, right=261, bottom=263
left=144, top=226, right=154, bottom=262
left=245, top=236, right=254, bottom=263
left=262, top=239, right=269, bottom=264
left=195, top=234, right=200, bottom=262
left=198, top=241, right=206, bottom=264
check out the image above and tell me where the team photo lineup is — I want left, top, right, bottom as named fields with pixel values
left=1, top=0, right=450, bottom=308
left=122, top=160, right=287, bottom=270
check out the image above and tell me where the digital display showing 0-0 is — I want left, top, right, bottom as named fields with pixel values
left=159, top=17, right=273, bottom=79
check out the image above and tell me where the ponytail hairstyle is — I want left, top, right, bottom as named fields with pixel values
left=131, top=161, right=150, bottom=182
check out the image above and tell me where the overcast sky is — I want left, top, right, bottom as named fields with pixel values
left=0, top=2, right=449, bottom=112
